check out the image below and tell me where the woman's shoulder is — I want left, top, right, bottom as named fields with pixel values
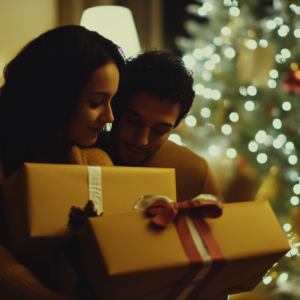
left=68, top=145, right=113, bottom=166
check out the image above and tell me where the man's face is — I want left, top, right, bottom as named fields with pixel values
left=114, top=92, right=181, bottom=165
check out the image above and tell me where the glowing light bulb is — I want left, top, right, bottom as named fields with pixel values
left=294, top=29, right=300, bottom=38
left=224, top=48, right=235, bottom=58
left=285, top=142, right=294, bottom=150
left=198, top=7, right=207, bottom=16
left=288, top=155, right=298, bottom=165
left=255, top=130, right=267, bottom=143
left=259, top=39, right=268, bottom=47
left=272, top=118, right=282, bottom=129
left=239, top=86, right=247, bottom=96
left=204, top=61, right=215, bottom=71
left=195, top=84, right=204, bottom=95
left=212, top=90, right=221, bottom=100
left=226, top=148, right=237, bottom=158
left=247, top=40, right=257, bottom=50
left=221, top=124, right=232, bottom=135
left=202, top=46, right=214, bottom=58
left=267, top=20, right=276, bottom=29
left=211, top=54, right=221, bottom=63
left=245, top=100, right=255, bottom=111
left=273, top=139, right=282, bottom=149
left=283, top=224, right=291, bottom=232
left=213, top=37, right=222, bottom=46
left=269, top=69, right=279, bottom=78
left=247, top=85, right=257, bottom=96
left=293, top=184, right=300, bottom=194
left=185, top=115, right=197, bottom=127
left=291, top=196, right=299, bottom=205
left=221, top=26, right=231, bottom=36
left=203, top=2, right=213, bottom=11
left=183, top=55, right=196, bottom=69
left=193, top=49, right=203, bottom=60
left=268, top=79, right=277, bottom=88
left=203, top=88, right=212, bottom=99
left=282, top=101, right=291, bottom=111
left=263, top=276, right=272, bottom=285
left=168, top=133, right=182, bottom=145
left=229, top=7, right=240, bottom=16
left=229, top=112, right=239, bottom=122
left=248, top=141, right=258, bottom=152
left=257, top=153, right=268, bottom=164
left=281, top=48, right=291, bottom=58
left=201, top=107, right=211, bottom=118
left=208, top=145, right=220, bottom=156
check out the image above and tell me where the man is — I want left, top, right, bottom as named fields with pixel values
left=98, top=50, right=221, bottom=202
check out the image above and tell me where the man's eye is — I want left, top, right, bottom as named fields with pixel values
left=155, top=128, right=169, bottom=135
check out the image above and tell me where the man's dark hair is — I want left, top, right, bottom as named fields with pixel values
left=112, top=49, right=195, bottom=128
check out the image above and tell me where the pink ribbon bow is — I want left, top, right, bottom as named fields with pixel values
left=146, top=199, right=223, bottom=228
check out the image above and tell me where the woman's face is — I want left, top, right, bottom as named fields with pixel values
left=67, top=62, right=119, bottom=147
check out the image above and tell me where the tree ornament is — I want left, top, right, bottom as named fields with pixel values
left=283, top=70, right=300, bottom=94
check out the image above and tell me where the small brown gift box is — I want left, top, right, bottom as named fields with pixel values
left=2, top=163, right=176, bottom=253
left=78, top=200, right=290, bottom=300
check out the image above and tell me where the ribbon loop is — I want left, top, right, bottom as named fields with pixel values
left=145, top=196, right=223, bottom=228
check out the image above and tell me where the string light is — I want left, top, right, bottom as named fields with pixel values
left=229, top=7, right=240, bottom=16
left=212, top=90, right=221, bottom=100
left=259, top=39, right=268, bottom=47
left=272, top=118, right=282, bottom=129
left=247, top=85, right=257, bottom=96
left=268, top=79, right=277, bottom=88
left=257, top=153, right=268, bottom=164
left=221, top=26, right=231, bottom=36
left=248, top=141, right=258, bottom=152
left=168, top=133, right=182, bottom=145
left=193, top=49, right=203, bottom=60
left=185, top=115, right=197, bottom=127
left=224, top=48, right=235, bottom=58
left=226, top=148, right=237, bottom=158
left=293, top=183, right=300, bottom=194
left=288, top=155, right=298, bottom=165
left=204, top=61, right=215, bottom=70
left=281, top=48, right=291, bottom=58
left=182, top=55, right=196, bottom=68
left=263, top=276, right=272, bottom=285
left=229, top=112, right=239, bottom=122
left=255, top=130, right=267, bottom=144
left=273, top=138, right=283, bottom=149
left=267, top=20, right=276, bottom=29
left=269, top=69, right=279, bottom=78
left=247, top=40, right=257, bottom=50
left=208, top=145, right=220, bottom=156
left=282, top=101, right=291, bottom=111
left=290, top=196, right=299, bottom=205
left=244, top=100, right=255, bottom=111
left=221, top=124, right=232, bottom=135
left=203, top=88, right=212, bottom=99
left=201, top=107, right=211, bottom=118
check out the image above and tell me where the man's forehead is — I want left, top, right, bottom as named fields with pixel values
left=124, top=92, right=181, bottom=127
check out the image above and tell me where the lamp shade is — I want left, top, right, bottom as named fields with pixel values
left=80, top=6, right=141, bottom=58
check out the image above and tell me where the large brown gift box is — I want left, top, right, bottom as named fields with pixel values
left=2, top=163, right=176, bottom=254
left=78, top=200, right=290, bottom=300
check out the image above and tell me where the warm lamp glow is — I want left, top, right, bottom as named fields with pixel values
left=80, top=6, right=141, bottom=58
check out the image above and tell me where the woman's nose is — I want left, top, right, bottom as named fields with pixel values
left=99, top=104, right=114, bottom=123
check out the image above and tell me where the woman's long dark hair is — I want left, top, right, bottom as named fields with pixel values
left=0, top=25, right=125, bottom=178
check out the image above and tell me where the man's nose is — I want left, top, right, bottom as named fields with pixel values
left=133, top=127, right=150, bottom=147
left=99, top=104, right=114, bottom=123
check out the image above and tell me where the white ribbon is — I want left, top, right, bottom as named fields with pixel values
left=88, top=166, right=102, bottom=215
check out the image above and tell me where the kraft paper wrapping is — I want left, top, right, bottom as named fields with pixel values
left=79, top=201, right=290, bottom=300
left=2, top=163, right=176, bottom=253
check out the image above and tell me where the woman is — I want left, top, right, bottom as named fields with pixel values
left=0, top=25, right=125, bottom=299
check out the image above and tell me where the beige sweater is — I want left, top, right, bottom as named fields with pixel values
left=0, top=146, right=113, bottom=300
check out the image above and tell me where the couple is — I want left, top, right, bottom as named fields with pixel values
left=0, top=25, right=221, bottom=299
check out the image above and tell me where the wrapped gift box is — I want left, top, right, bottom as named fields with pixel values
left=2, top=163, right=176, bottom=253
left=78, top=200, right=290, bottom=300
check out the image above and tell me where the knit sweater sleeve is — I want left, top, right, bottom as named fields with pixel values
left=0, top=146, right=113, bottom=300
left=0, top=244, right=79, bottom=300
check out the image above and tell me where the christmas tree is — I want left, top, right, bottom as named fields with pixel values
left=168, top=1, right=300, bottom=299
